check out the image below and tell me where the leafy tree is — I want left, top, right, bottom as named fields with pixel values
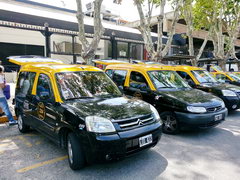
left=193, top=0, right=240, bottom=70
left=134, top=0, right=182, bottom=62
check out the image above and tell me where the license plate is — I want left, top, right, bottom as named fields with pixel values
left=139, top=134, right=152, bottom=147
left=214, top=114, right=223, bottom=121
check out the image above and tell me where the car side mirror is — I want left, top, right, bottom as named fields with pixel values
left=118, top=85, right=124, bottom=93
left=225, top=79, right=231, bottom=83
left=140, top=84, right=151, bottom=92
left=188, top=80, right=195, bottom=87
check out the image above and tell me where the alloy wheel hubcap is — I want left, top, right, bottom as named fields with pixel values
left=68, top=139, right=73, bottom=164
left=163, top=115, right=177, bottom=132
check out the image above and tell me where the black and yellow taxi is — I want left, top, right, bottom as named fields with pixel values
left=174, top=65, right=240, bottom=110
left=105, top=64, right=227, bottom=134
left=11, top=57, right=162, bottom=170
left=211, top=71, right=240, bottom=86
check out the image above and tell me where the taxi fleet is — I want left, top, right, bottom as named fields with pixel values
left=10, top=56, right=162, bottom=170
left=105, top=64, right=228, bottom=134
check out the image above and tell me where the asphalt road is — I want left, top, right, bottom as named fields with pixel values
left=0, top=110, right=240, bottom=180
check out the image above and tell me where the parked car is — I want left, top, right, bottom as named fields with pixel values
left=12, top=57, right=162, bottom=170
left=105, top=64, right=227, bottom=134
left=211, top=71, right=240, bottom=86
left=174, top=65, right=240, bottom=111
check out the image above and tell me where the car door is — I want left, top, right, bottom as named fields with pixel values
left=15, top=71, right=37, bottom=127
left=124, top=71, right=154, bottom=104
left=31, top=73, right=60, bottom=141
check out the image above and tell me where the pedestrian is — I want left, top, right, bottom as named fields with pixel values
left=0, top=66, right=17, bottom=126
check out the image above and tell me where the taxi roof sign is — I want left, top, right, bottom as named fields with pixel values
left=8, top=56, right=64, bottom=65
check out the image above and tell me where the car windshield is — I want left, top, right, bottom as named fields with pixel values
left=228, top=73, right=240, bottom=81
left=56, top=71, right=122, bottom=100
left=148, top=70, right=190, bottom=89
left=192, top=70, right=218, bottom=83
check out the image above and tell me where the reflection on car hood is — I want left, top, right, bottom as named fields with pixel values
left=159, top=88, right=222, bottom=106
left=204, top=83, right=240, bottom=92
left=64, top=96, right=152, bottom=120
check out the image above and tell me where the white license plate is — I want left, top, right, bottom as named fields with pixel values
left=215, top=114, right=223, bottom=121
left=139, top=134, right=152, bottom=147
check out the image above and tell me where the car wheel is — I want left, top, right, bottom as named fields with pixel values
left=67, top=133, right=85, bottom=170
left=160, top=112, right=179, bottom=134
left=18, top=114, right=30, bottom=133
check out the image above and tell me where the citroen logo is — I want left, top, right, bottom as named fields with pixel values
left=138, top=119, right=144, bottom=125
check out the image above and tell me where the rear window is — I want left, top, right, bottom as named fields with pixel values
left=16, top=71, right=36, bottom=97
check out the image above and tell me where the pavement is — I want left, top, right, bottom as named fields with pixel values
left=0, top=110, right=240, bottom=180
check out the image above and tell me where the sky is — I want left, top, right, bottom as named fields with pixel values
left=29, top=0, right=173, bottom=22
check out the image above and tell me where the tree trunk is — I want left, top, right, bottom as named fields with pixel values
left=161, top=0, right=181, bottom=59
left=76, top=0, right=104, bottom=65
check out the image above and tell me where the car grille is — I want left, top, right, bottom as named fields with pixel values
left=206, top=106, right=222, bottom=113
left=113, top=114, right=155, bottom=130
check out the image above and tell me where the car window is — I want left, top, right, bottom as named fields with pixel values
left=176, top=71, right=194, bottom=84
left=37, top=74, right=54, bottom=101
left=129, top=71, right=149, bottom=90
left=112, top=70, right=127, bottom=87
left=16, top=71, right=36, bottom=97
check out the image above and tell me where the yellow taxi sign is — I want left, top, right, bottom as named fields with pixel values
left=8, top=56, right=63, bottom=65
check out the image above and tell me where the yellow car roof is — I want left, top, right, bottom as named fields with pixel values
left=21, top=64, right=102, bottom=74
left=8, top=56, right=64, bottom=65
left=106, top=64, right=176, bottom=71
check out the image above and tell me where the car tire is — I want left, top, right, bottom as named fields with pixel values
left=160, top=112, right=179, bottom=134
left=67, top=132, right=85, bottom=170
left=18, top=114, right=30, bottom=133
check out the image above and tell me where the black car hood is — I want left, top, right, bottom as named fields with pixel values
left=63, top=96, right=152, bottom=120
left=157, top=88, right=222, bottom=106
left=200, top=83, right=240, bottom=92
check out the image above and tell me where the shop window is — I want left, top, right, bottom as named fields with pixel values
left=117, top=42, right=128, bottom=58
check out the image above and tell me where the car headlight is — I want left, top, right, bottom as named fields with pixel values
left=150, top=105, right=162, bottom=125
left=187, top=106, right=206, bottom=113
left=85, top=116, right=116, bottom=133
left=220, top=101, right=225, bottom=108
left=222, top=90, right=237, bottom=97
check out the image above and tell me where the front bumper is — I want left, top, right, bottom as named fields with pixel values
left=175, top=108, right=228, bottom=129
left=81, top=122, right=162, bottom=163
left=220, top=96, right=240, bottom=110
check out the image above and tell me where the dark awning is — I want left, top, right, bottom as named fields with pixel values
left=162, top=54, right=195, bottom=61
